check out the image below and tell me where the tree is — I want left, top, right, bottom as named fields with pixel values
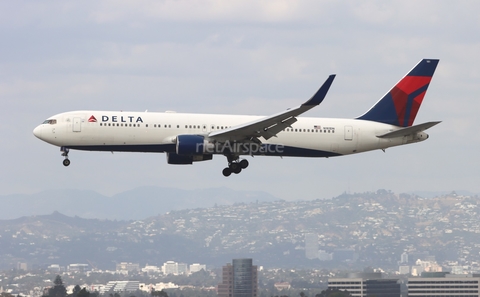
left=70, top=285, right=81, bottom=297
left=45, top=275, right=67, bottom=297
left=315, top=288, right=352, bottom=297
left=77, top=288, right=90, bottom=297
left=151, top=290, right=168, bottom=297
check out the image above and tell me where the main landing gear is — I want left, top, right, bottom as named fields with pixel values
left=222, top=157, right=249, bottom=177
left=61, top=147, right=70, bottom=167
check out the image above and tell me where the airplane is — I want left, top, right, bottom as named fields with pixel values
left=33, top=59, right=440, bottom=177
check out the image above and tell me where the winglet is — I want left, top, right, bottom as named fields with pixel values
left=302, top=75, right=336, bottom=106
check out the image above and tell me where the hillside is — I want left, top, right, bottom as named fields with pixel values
left=1, top=190, right=479, bottom=271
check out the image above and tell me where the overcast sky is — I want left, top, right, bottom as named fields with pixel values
left=1, top=0, right=479, bottom=201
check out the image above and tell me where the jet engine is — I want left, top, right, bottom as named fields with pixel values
left=176, top=135, right=213, bottom=155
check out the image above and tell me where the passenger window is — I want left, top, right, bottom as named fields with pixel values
left=177, top=125, right=179, bottom=128
left=146, top=124, right=148, bottom=128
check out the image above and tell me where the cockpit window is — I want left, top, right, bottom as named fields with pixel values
left=42, top=119, right=57, bottom=125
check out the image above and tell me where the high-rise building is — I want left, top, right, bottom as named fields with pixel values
left=218, top=258, right=258, bottom=297
left=401, top=252, right=409, bottom=263
left=162, top=261, right=178, bottom=275
left=218, top=263, right=233, bottom=297
left=177, top=263, right=188, bottom=275
left=304, top=233, right=318, bottom=259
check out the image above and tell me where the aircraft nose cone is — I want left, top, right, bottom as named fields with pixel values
left=33, top=125, right=43, bottom=139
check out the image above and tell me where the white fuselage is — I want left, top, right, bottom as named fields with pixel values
left=33, top=110, right=427, bottom=158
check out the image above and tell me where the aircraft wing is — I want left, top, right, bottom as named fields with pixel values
left=376, top=121, right=441, bottom=138
left=208, top=75, right=336, bottom=142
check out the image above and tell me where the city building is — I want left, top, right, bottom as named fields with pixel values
left=68, top=263, right=89, bottom=273
left=142, top=265, right=162, bottom=274
left=162, top=261, right=178, bottom=275
left=47, top=264, right=63, bottom=273
left=16, top=262, right=28, bottom=271
left=318, top=250, right=333, bottom=261
left=328, top=272, right=400, bottom=297
left=190, top=263, right=207, bottom=273
left=408, top=273, right=480, bottom=296
left=398, top=265, right=410, bottom=275
left=177, top=263, right=188, bottom=275
left=115, top=262, right=140, bottom=272
left=139, top=282, right=179, bottom=292
left=102, top=281, right=140, bottom=293
left=451, top=265, right=465, bottom=275
left=218, top=258, right=258, bottom=297
left=304, top=233, right=318, bottom=259
left=274, top=282, right=291, bottom=290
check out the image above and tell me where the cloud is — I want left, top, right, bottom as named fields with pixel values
left=1, top=0, right=480, bottom=199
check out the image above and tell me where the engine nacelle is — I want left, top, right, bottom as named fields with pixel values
left=176, top=135, right=213, bottom=155
left=167, top=153, right=193, bottom=164
left=166, top=153, right=212, bottom=165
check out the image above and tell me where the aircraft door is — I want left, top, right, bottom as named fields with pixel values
left=73, top=117, right=82, bottom=132
left=344, top=126, right=353, bottom=141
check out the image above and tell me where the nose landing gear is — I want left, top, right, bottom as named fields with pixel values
left=222, top=157, right=249, bottom=177
left=61, top=147, right=70, bottom=167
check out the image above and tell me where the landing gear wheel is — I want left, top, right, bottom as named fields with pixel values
left=239, top=159, right=249, bottom=169
left=223, top=154, right=248, bottom=176
left=63, top=159, right=71, bottom=167
left=222, top=167, right=232, bottom=177
left=229, top=162, right=239, bottom=171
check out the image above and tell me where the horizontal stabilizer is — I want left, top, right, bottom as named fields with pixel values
left=377, top=121, right=441, bottom=138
